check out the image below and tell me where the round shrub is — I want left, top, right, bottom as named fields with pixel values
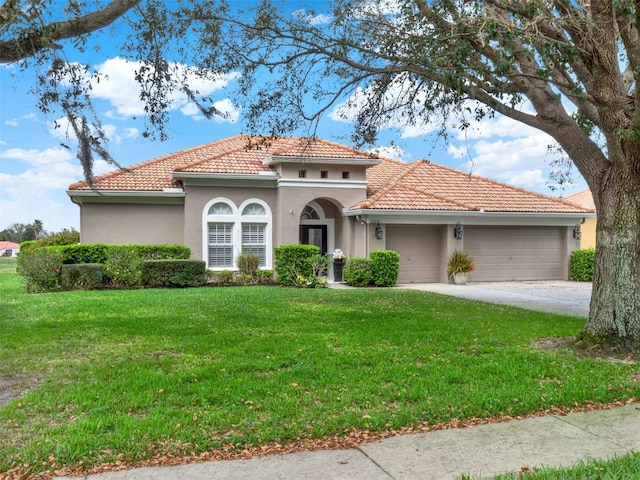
left=370, top=250, right=400, bottom=287
left=343, top=257, right=373, bottom=287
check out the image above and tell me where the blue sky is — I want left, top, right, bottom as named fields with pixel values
left=0, top=2, right=588, bottom=234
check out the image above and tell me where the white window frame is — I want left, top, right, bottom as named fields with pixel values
left=202, top=197, right=273, bottom=270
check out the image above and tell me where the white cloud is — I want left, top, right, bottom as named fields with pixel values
left=292, top=9, right=333, bottom=25
left=459, top=132, right=554, bottom=189
left=368, top=144, right=409, bottom=161
left=49, top=117, right=139, bottom=144
left=4, top=119, right=18, bottom=127
left=90, top=57, right=241, bottom=122
left=0, top=147, right=82, bottom=230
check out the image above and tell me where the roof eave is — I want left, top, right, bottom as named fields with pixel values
left=171, top=172, right=279, bottom=180
left=67, top=189, right=185, bottom=198
left=345, top=208, right=596, bottom=218
left=263, top=155, right=381, bottom=167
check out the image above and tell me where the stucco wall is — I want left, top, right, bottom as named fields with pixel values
left=579, top=218, right=596, bottom=249
left=79, top=203, right=184, bottom=245
left=183, top=185, right=278, bottom=261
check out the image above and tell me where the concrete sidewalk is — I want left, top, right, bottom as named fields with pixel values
left=58, top=403, right=640, bottom=479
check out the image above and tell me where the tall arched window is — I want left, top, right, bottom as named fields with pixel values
left=202, top=198, right=272, bottom=269
left=206, top=201, right=235, bottom=268
left=241, top=202, right=268, bottom=266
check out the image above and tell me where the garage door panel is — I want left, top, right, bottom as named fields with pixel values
left=466, top=226, right=564, bottom=281
left=386, top=225, right=441, bottom=283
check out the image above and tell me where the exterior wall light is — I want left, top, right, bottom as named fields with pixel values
left=573, top=224, right=581, bottom=240
left=375, top=221, right=383, bottom=240
left=454, top=222, right=464, bottom=240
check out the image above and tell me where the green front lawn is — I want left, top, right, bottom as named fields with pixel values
left=1, top=272, right=638, bottom=476
left=0, top=257, right=16, bottom=273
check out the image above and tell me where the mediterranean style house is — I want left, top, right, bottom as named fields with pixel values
left=67, top=135, right=594, bottom=283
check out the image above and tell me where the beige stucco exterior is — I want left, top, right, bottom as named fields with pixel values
left=68, top=146, right=590, bottom=283
left=77, top=201, right=185, bottom=245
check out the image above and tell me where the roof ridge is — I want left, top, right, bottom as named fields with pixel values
left=174, top=134, right=261, bottom=171
left=270, top=136, right=380, bottom=159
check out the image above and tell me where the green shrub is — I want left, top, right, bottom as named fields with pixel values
left=34, top=229, right=80, bottom=247
left=233, top=273, right=254, bottom=286
left=19, top=249, right=63, bottom=293
left=135, top=244, right=190, bottom=260
left=141, top=260, right=206, bottom=288
left=570, top=248, right=595, bottom=281
left=257, top=269, right=274, bottom=284
left=274, top=244, right=320, bottom=286
left=237, top=253, right=259, bottom=278
left=208, top=269, right=235, bottom=286
left=370, top=250, right=400, bottom=287
left=104, top=247, right=142, bottom=287
left=52, top=244, right=110, bottom=264
left=60, top=264, right=103, bottom=290
left=344, top=257, right=374, bottom=287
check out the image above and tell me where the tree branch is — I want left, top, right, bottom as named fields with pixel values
left=0, top=0, right=141, bottom=63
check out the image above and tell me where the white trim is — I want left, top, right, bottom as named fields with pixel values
left=263, top=155, right=381, bottom=166
left=67, top=190, right=184, bottom=198
left=345, top=209, right=593, bottom=227
left=278, top=179, right=367, bottom=188
left=300, top=201, right=336, bottom=259
left=202, top=197, right=273, bottom=270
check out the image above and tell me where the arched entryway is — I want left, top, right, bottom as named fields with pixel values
left=299, top=201, right=335, bottom=255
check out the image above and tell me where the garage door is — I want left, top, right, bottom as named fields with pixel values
left=386, top=225, right=442, bottom=283
left=465, top=226, right=564, bottom=281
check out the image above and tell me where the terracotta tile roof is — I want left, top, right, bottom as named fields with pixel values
left=565, top=189, right=596, bottom=211
left=68, top=135, right=590, bottom=214
left=68, top=135, right=376, bottom=191
left=0, top=241, right=20, bottom=250
left=354, top=159, right=591, bottom=213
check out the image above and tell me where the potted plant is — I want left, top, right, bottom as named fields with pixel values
left=447, top=250, right=475, bottom=285
left=332, top=248, right=346, bottom=282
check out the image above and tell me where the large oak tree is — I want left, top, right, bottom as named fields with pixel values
left=3, top=0, right=639, bottom=345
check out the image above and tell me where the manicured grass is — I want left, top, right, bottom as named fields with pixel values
left=1, top=272, right=639, bottom=476
left=479, top=451, right=640, bottom=479
left=0, top=257, right=16, bottom=273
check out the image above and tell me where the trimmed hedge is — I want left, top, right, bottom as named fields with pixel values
left=343, top=257, right=374, bottom=287
left=18, top=243, right=193, bottom=292
left=570, top=248, right=595, bottom=281
left=61, top=264, right=103, bottom=290
left=274, top=244, right=321, bottom=286
left=142, top=260, right=206, bottom=288
left=45, top=244, right=190, bottom=265
left=370, top=250, right=400, bottom=287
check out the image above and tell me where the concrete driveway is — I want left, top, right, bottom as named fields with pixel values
left=397, top=281, right=592, bottom=317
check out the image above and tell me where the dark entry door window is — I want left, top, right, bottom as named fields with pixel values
left=300, top=225, right=327, bottom=254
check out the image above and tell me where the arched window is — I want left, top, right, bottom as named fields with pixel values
left=203, top=198, right=272, bottom=269
left=301, top=205, right=320, bottom=220
left=241, top=202, right=269, bottom=266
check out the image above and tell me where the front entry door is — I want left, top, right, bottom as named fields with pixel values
left=300, top=225, right=327, bottom=254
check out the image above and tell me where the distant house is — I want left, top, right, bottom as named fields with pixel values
left=565, top=189, right=596, bottom=249
left=0, top=241, right=20, bottom=257
left=68, top=135, right=594, bottom=283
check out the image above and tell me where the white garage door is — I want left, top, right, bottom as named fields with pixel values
left=386, top=225, right=442, bottom=283
left=465, top=226, right=564, bottom=281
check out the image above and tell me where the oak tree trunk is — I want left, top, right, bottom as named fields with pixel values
left=586, top=150, right=640, bottom=343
